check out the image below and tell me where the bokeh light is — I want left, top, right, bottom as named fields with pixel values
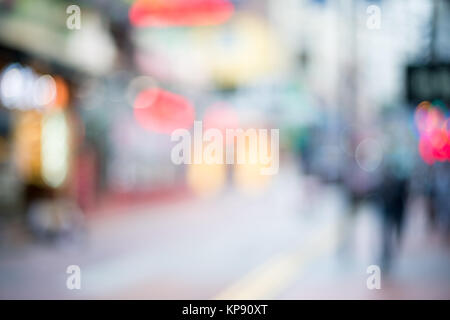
left=414, top=101, right=450, bottom=164
left=41, top=111, right=70, bottom=188
left=203, top=103, right=239, bottom=139
left=33, top=74, right=57, bottom=107
left=355, top=138, right=383, bottom=172
left=129, top=0, right=234, bottom=27
left=187, top=162, right=226, bottom=197
left=233, top=133, right=273, bottom=195
left=133, top=88, right=195, bottom=134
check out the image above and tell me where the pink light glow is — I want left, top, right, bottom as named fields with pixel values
left=203, top=102, right=239, bottom=138
left=415, top=102, right=450, bottom=164
left=133, top=88, right=195, bottom=134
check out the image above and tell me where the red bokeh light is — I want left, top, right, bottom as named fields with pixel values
left=133, top=88, right=195, bottom=134
left=129, top=0, right=234, bottom=27
left=418, top=136, right=435, bottom=165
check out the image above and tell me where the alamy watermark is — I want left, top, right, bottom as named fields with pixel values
left=366, top=265, right=381, bottom=290
left=66, top=265, right=81, bottom=290
left=66, top=5, right=81, bottom=30
left=171, top=121, right=279, bottom=175
left=366, top=5, right=381, bottom=30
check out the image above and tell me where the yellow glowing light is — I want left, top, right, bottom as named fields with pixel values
left=201, top=13, right=284, bottom=87
left=186, top=147, right=226, bottom=197
left=233, top=162, right=272, bottom=195
left=233, top=133, right=273, bottom=194
left=14, top=111, right=43, bottom=182
left=52, top=76, right=69, bottom=108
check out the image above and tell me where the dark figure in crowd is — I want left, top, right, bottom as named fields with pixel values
left=378, top=169, right=409, bottom=273
left=425, top=162, right=450, bottom=239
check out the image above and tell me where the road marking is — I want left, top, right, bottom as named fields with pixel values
left=214, top=223, right=337, bottom=300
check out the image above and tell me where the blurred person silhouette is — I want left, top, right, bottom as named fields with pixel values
left=338, top=122, right=382, bottom=258
left=376, top=108, right=415, bottom=272
left=429, top=162, right=450, bottom=239
left=378, top=167, right=408, bottom=272
left=416, top=162, right=450, bottom=240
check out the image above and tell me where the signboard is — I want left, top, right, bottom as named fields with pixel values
left=406, top=64, right=450, bottom=107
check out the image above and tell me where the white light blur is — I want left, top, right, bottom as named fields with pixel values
left=0, top=63, right=57, bottom=110
left=355, top=138, right=383, bottom=172
left=41, top=111, right=69, bottom=188
left=65, top=16, right=117, bottom=75
left=0, top=64, right=25, bottom=108
left=33, top=74, right=57, bottom=107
